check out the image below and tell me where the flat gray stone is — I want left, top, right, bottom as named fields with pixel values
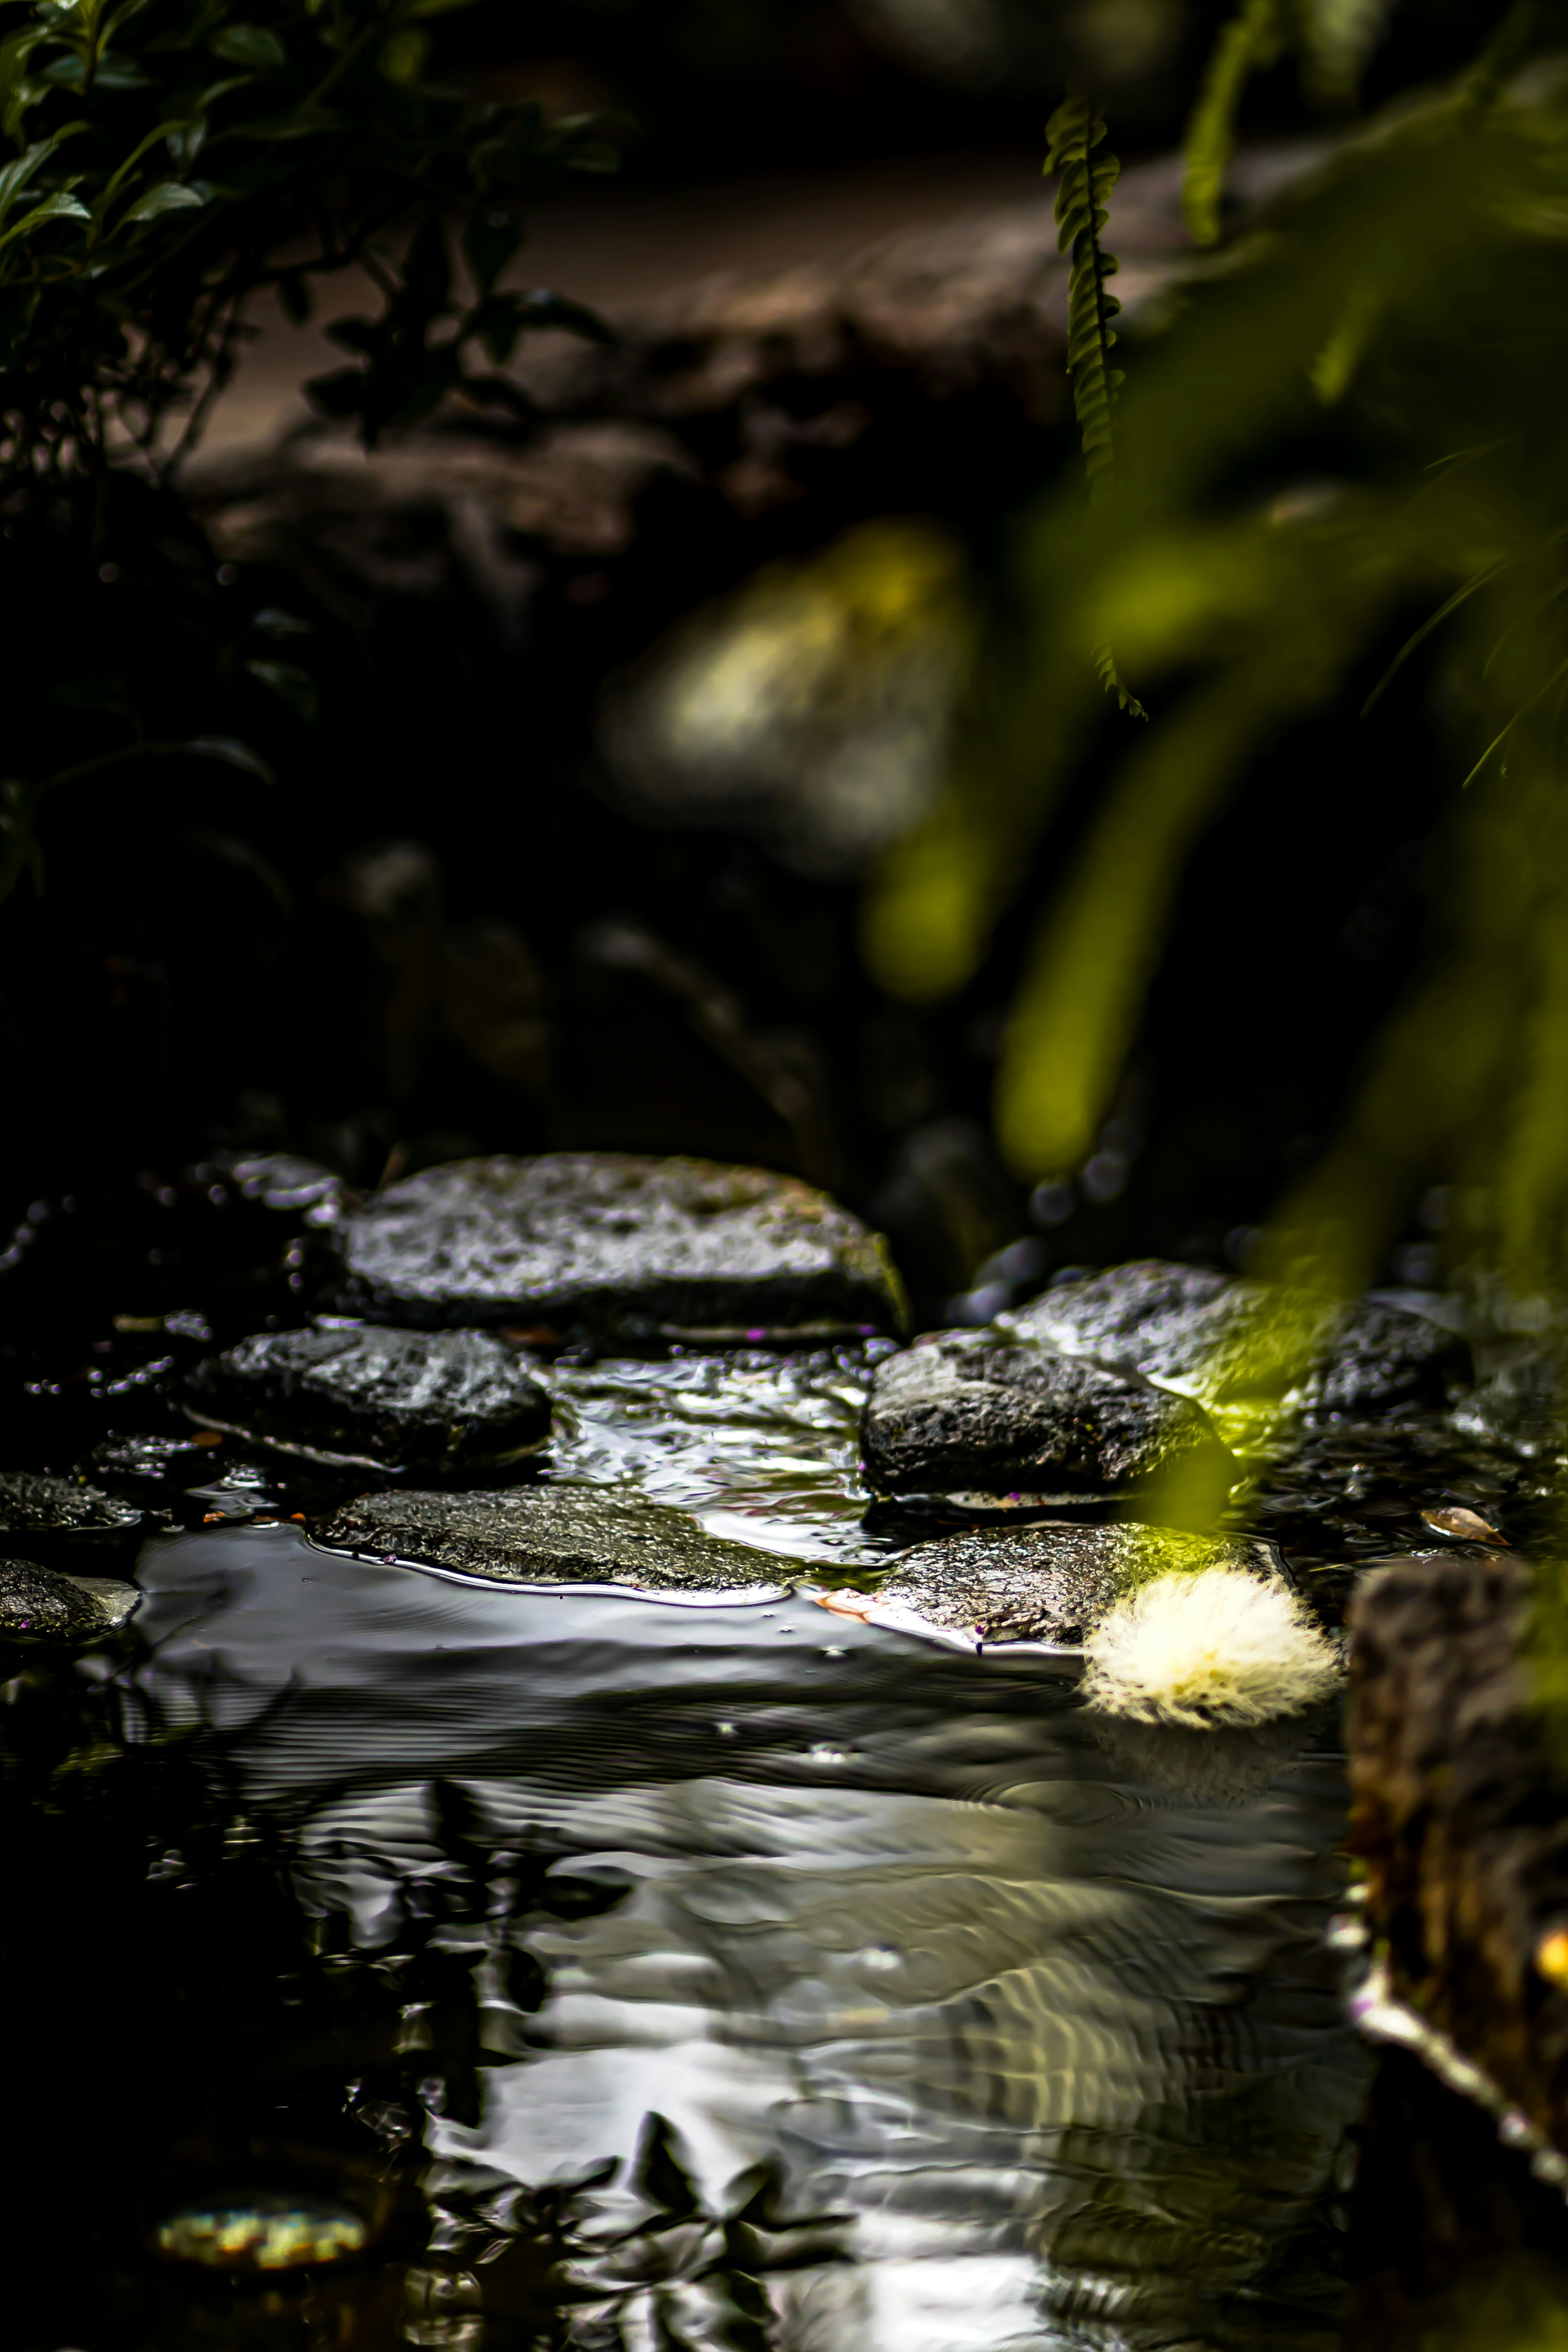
left=0, top=1471, right=144, bottom=1546
left=314, top=1482, right=793, bottom=1594
left=184, top=1326, right=552, bottom=1477
left=328, top=1152, right=907, bottom=1342
left=1011, top=1261, right=1468, bottom=1416
left=860, top=1333, right=1235, bottom=1499
left=0, top=1557, right=119, bottom=1640
left=864, top=1521, right=1270, bottom=1648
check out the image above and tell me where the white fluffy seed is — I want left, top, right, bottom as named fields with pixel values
left=1080, top=1567, right=1341, bottom=1729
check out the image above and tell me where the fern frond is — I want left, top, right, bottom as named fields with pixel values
left=1047, top=97, right=1146, bottom=717
left=1096, top=644, right=1148, bottom=719
left=1183, top=0, right=1283, bottom=247
left=1046, top=95, right=1125, bottom=496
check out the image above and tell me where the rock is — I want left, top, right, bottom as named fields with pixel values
left=183, top=1326, right=552, bottom=1477
left=207, top=1151, right=349, bottom=1223
left=0, top=1558, right=130, bottom=1640
left=851, top=1520, right=1271, bottom=1650
left=1345, top=1550, right=1568, bottom=2149
left=0, top=1471, right=144, bottom=1548
left=314, top=1482, right=793, bottom=1595
left=860, top=1331, right=1235, bottom=1502
left=329, top=1153, right=907, bottom=1343
left=1011, top=1260, right=1468, bottom=1417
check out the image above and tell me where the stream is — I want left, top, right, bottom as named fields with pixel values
left=18, top=1332, right=1536, bottom=2352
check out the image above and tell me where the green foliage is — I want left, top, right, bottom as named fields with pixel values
left=0, top=0, right=614, bottom=904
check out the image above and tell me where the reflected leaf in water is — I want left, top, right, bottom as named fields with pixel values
left=154, top=2190, right=368, bottom=2270
left=597, top=520, right=974, bottom=880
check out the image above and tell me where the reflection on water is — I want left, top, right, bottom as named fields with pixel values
left=543, top=1344, right=899, bottom=1568
left=116, top=1519, right=1366, bottom=2350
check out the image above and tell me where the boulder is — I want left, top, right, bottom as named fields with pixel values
left=183, top=1325, right=551, bottom=1477
left=328, top=1152, right=907, bottom=1343
left=1011, top=1261, right=1468, bottom=1417
left=314, top=1481, right=793, bottom=1595
left=0, top=1557, right=136, bottom=1639
left=853, top=1519, right=1270, bottom=1649
left=860, top=1331, right=1234, bottom=1501
left=0, top=1471, right=144, bottom=1548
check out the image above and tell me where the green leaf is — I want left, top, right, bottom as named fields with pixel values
left=378, top=27, right=428, bottom=84
left=244, top=658, right=317, bottom=722
left=124, top=176, right=209, bottom=220
left=178, top=735, right=274, bottom=783
left=0, top=189, right=89, bottom=251
left=463, top=209, right=519, bottom=297
left=208, top=21, right=284, bottom=68
left=1045, top=96, right=1123, bottom=494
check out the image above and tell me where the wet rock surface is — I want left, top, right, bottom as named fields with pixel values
left=330, top=1152, right=907, bottom=1341
left=1346, top=1549, right=1568, bottom=2146
left=0, top=1557, right=130, bottom=1639
left=860, top=1330, right=1235, bottom=1500
left=88, top=1432, right=225, bottom=1502
left=863, top=1519, right=1270, bottom=1647
left=1013, top=1260, right=1468, bottom=1416
left=314, top=1481, right=794, bottom=1593
left=184, top=1325, right=552, bottom=1477
left=0, top=1470, right=144, bottom=1548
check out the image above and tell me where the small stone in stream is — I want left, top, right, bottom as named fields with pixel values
left=1011, top=1260, right=1468, bottom=1415
left=206, top=1151, right=349, bottom=1224
left=0, top=1470, right=144, bottom=1546
left=184, top=1326, right=552, bottom=1477
left=1420, top=1504, right=1506, bottom=1545
left=858, top=1521, right=1269, bottom=1648
left=0, top=1558, right=125, bottom=1640
left=860, top=1332, right=1235, bottom=1502
left=315, top=1483, right=792, bottom=1595
left=329, top=1152, right=907, bottom=1341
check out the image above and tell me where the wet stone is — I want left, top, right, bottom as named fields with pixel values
left=1012, top=1259, right=1468, bottom=1416
left=328, top=1152, right=907, bottom=1343
left=315, top=1482, right=793, bottom=1595
left=0, top=1470, right=144, bottom=1547
left=867, top=1521, right=1271, bottom=1648
left=0, top=1557, right=124, bottom=1641
left=860, top=1332, right=1235, bottom=1500
left=184, top=1325, right=552, bottom=1477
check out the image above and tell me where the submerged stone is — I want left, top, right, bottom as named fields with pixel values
left=857, top=1521, right=1271, bottom=1649
left=0, top=1470, right=144, bottom=1546
left=184, top=1325, right=552, bottom=1476
left=0, top=1557, right=135, bottom=1639
left=1011, top=1260, right=1467, bottom=1416
left=315, top=1481, right=794, bottom=1594
left=328, top=1152, right=907, bottom=1342
left=860, top=1332, right=1235, bottom=1501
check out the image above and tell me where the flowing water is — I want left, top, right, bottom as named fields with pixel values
left=8, top=1339, right=1553, bottom=2352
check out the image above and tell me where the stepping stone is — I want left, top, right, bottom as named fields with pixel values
left=0, top=1557, right=138, bottom=1639
left=0, top=1471, right=144, bottom=1548
left=184, top=1326, right=552, bottom=1477
left=314, top=1481, right=794, bottom=1596
left=831, top=1520, right=1274, bottom=1651
left=860, top=1333, right=1235, bottom=1501
left=327, top=1152, right=907, bottom=1343
left=1011, top=1260, right=1467, bottom=1416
